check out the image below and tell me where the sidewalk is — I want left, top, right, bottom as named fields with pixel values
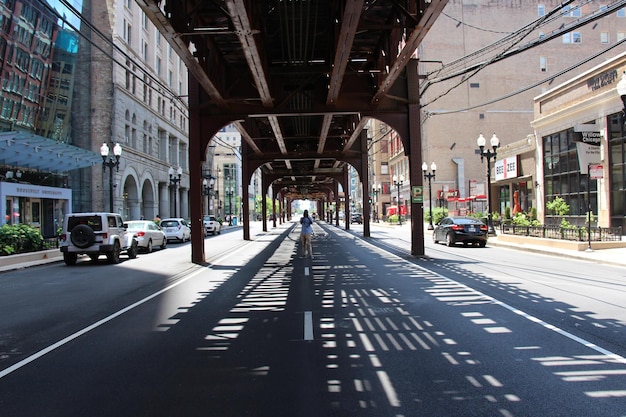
left=2, top=221, right=626, bottom=273
left=365, top=220, right=626, bottom=268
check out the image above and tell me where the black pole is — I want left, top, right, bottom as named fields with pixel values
left=397, top=184, right=402, bottom=226
left=587, top=163, right=592, bottom=251
left=174, top=185, right=177, bottom=217
left=423, top=169, right=436, bottom=230
left=108, top=167, right=114, bottom=213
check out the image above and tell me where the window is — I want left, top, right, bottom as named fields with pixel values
left=562, top=5, right=581, bottom=17
left=540, top=56, right=547, bottom=72
left=543, top=128, right=597, bottom=220
left=618, top=8, right=625, bottom=17
left=538, top=5, right=545, bottom=16
left=600, top=32, right=609, bottom=43
left=124, top=20, right=132, bottom=44
left=562, top=32, right=582, bottom=43
left=617, top=32, right=625, bottom=41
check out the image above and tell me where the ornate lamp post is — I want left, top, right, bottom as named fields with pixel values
left=203, top=176, right=215, bottom=215
left=226, top=187, right=234, bottom=225
left=477, top=133, right=500, bottom=234
left=372, top=184, right=381, bottom=222
left=392, top=174, right=404, bottom=225
left=168, top=166, right=183, bottom=217
left=100, top=143, right=122, bottom=213
left=422, top=161, right=437, bottom=230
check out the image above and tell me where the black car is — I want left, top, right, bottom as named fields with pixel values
left=350, top=213, right=363, bottom=224
left=433, top=216, right=488, bottom=247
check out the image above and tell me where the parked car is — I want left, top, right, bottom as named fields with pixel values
left=433, top=216, right=488, bottom=247
left=59, top=212, right=138, bottom=265
left=203, top=215, right=222, bottom=235
left=125, top=220, right=167, bottom=252
left=350, top=213, right=363, bottom=224
left=160, top=218, right=191, bottom=242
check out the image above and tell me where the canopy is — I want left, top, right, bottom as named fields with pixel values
left=0, top=131, right=101, bottom=173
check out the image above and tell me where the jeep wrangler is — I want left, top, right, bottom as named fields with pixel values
left=60, top=213, right=138, bottom=265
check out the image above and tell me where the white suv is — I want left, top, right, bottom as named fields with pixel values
left=59, top=213, right=138, bottom=265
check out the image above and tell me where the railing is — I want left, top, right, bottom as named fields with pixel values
left=500, top=224, right=623, bottom=242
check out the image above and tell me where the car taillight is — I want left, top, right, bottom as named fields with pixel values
left=178, top=225, right=182, bottom=230
left=451, top=225, right=464, bottom=231
left=479, top=224, right=488, bottom=231
left=136, top=231, right=145, bottom=237
left=61, top=233, right=67, bottom=241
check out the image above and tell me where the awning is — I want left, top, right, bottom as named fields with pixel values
left=0, top=131, right=101, bottom=173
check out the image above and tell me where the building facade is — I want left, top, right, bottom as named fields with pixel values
left=73, top=0, right=190, bottom=221
left=1, top=0, right=192, bottom=235
left=532, top=51, right=626, bottom=228
left=418, top=0, right=626, bottom=218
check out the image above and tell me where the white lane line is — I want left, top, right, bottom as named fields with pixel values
left=304, top=311, right=314, bottom=340
left=344, top=229, right=626, bottom=365
left=0, top=241, right=259, bottom=380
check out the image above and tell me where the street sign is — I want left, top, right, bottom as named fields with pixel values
left=411, top=186, right=423, bottom=203
left=589, top=164, right=603, bottom=179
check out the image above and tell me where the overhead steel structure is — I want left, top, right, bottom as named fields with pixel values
left=136, top=0, right=448, bottom=263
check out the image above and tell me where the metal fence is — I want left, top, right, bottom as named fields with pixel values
left=500, top=224, right=623, bottom=242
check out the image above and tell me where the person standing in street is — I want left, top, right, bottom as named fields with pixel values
left=300, top=209, right=314, bottom=259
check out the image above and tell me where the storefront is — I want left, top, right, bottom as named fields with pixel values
left=0, top=131, right=99, bottom=238
left=532, top=51, right=626, bottom=228
left=491, top=135, right=537, bottom=219
left=1, top=182, right=72, bottom=237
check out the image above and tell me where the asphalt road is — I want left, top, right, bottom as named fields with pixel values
left=0, top=220, right=625, bottom=416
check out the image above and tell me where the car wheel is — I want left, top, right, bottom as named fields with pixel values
left=107, top=241, right=121, bottom=264
left=433, top=233, right=439, bottom=244
left=160, top=238, right=167, bottom=250
left=63, top=253, right=78, bottom=266
left=478, top=241, right=487, bottom=248
left=146, top=239, right=153, bottom=253
left=127, top=241, right=138, bottom=259
left=446, top=233, right=455, bottom=247
left=70, top=224, right=95, bottom=249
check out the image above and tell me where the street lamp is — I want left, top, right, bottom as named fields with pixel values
left=422, top=161, right=437, bottom=230
left=226, top=187, right=234, bottom=225
left=100, top=142, right=122, bottom=213
left=392, top=174, right=404, bottom=225
left=203, top=176, right=216, bottom=216
left=168, top=166, right=183, bottom=217
left=477, top=133, right=500, bottom=234
left=372, top=184, right=381, bottom=222
left=617, top=71, right=626, bottom=118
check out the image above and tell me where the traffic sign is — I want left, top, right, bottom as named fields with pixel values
left=411, top=186, right=423, bottom=203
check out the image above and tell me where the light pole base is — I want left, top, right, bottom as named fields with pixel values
left=427, top=224, right=434, bottom=230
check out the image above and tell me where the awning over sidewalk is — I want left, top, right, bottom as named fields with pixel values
left=0, top=131, right=101, bottom=173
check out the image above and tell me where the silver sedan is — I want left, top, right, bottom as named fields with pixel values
left=125, top=220, right=168, bottom=252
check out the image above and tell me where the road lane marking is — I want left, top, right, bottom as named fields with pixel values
left=337, top=226, right=626, bottom=365
left=304, top=266, right=310, bottom=276
left=0, top=241, right=261, bottom=380
left=304, top=311, right=314, bottom=340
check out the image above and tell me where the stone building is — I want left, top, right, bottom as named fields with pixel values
left=71, top=0, right=190, bottom=220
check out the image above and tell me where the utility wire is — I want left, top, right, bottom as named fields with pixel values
left=421, top=0, right=626, bottom=107
left=427, top=37, right=626, bottom=116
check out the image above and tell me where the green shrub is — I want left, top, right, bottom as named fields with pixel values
left=425, top=207, right=448, bottom=225
left=0, top=224, right=44, bottom=256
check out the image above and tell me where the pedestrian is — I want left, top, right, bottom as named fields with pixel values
left=300, top=209, right=314, bottom=259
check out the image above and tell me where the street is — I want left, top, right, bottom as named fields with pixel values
left=0, top=221, right=625, bottom=416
